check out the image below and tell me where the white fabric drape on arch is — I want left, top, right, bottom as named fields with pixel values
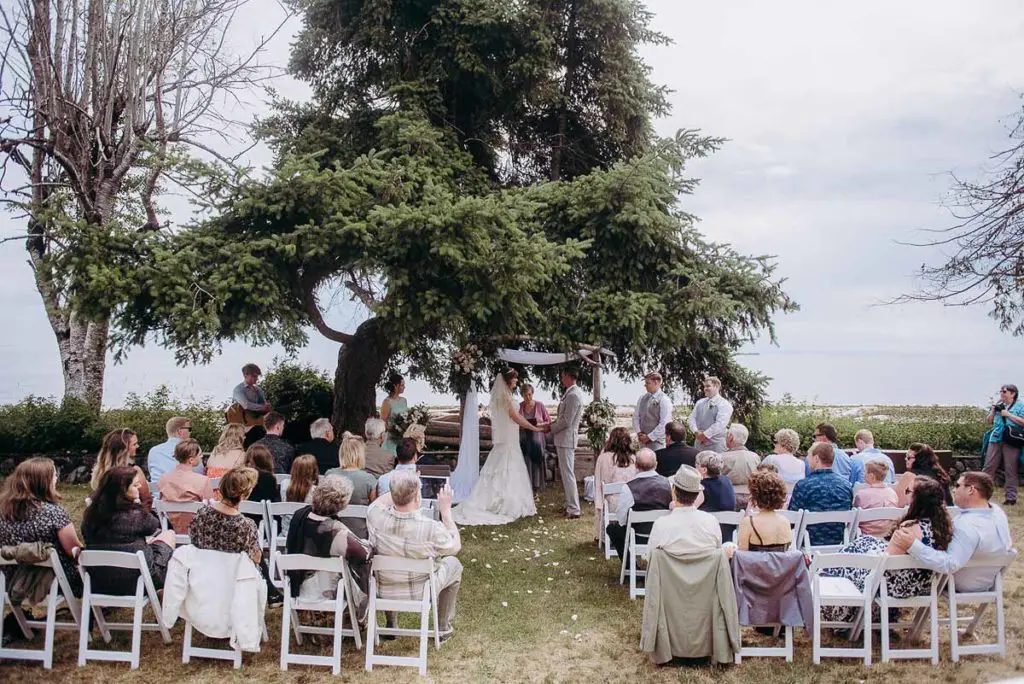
left=449, top=348, right=592, bottom=502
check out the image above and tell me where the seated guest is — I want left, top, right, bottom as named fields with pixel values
left=82, top=467, right=177, bottom=594
left=367, top=472, right=462, bottom=638
left=762, top=428, right=806, bottom=492
left=606, top=449, right=672, bottom=559
left=255, top=412, right=295, bottom=473
left=654, top=422, right=700, bottom=477
left=897, top=443, right=953, bottom=506
left=280, top=454, right=318, bottom=532
left=147, top=416, right=194, bottom=483
left=788, top=441, right=853, bottom=547
left=892, top=471, right=1013, bottom=592
left=244, top=444, right=281, bottom=504
left=813, top=423, right=852, bottom=481
left=206, top=424, right=247, bottom=479
left=853, top=460, right=899, bottom=536
left=848, top=429, right=896, bottom=485
left=696, top=451, right=737, bottom=540
left=326, top=435, right=378, bottom=539
left=285, top=477, right=372, bottom=608
left=296, top=418, right=338, bottom=475
left=0, top=457, right=84, bottom=597
left=157, top=439, right=215, bottom=533
left=376, top=437, right=419, bottom=497
left=645, top=465, right=722, bottom=555
left=243, top=424, right=266, bottom=450
left=721, top=423, right=762, bottom=509
left=738, top=470, right=792, bottom=551
left=593, top=427, right=637, bottom=543
left=363, top=418, right=394, bottom=477
left=92, top=430, right=153, bottom=509
left=189, top=467, right=262, bottom=565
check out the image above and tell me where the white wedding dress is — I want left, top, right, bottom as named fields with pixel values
left=452, top=375, right=537, bottom=526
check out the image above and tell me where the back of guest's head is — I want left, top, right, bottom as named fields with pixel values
left=908, top=443, right=950, bottom=484
left=166, top=416, right=190, bottom=438
left=749, top=470, right=787, bottom=512
left=696, top=451, right=723, bottom=478
left=809, top=441, right=834, bottom=467
left=603, top=427, right=634, bottom=467
left=244, top=444, right=275, bottom=473
left=726, top=423, right=748, bottom=446
left=312, top=476, right=354, bottom=517
left=82, top=466, right=136, bottom=539
left=310, top=418, right=332, bottom=440
left=397, top=437, right=419, bottom=464
left=241, top=363, right=262, bottom=377
left=816, top=423, right=839, bottom=443
left=92, top=430, right=131, bottom=490
left=365, top=417, right=386, bottom=441
left=339, top=435, right=367, bottom=469
left=672, top=486, right=700, bottom=507
left=854, top=428, right=875, bottom=446
left=0, top=457, right=60, bottom=522
left=389, top=469, right=421, bottom=506
left=666, top=422, right=687, bottom=444
left=635, top=448, right=657, bottom=472
left=773, top=428, right=799, bottom=454
left=902, top=475, right=954, bottom=549
left=219, top=467, right=258, bottom=506
left=174, top=438, right=203, bottom=464
left=214, top=424, right=246, bottom=455
left=287, top=455, right=318, bottom=502
left=756, top=460, right=779, bottom=474
left=864, top=459, right=889, bottom=483
left=960, top=471, right=994, bottom=501
left=404, top=424, right=427, bottom=452
left=264, top=412, right=285, bottom=431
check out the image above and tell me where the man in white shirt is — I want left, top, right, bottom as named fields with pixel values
left=633, top=372, right=673, bottom=451
left=891, top=471, right=1012, bottom=592
left=645, top=465, right=721, bottom=557
left=687, top=377, right=733, bottom=453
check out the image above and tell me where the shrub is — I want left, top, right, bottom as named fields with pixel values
left=102, top=386, right=222, bottom=453
left=261, top=361, right=333, bottom=423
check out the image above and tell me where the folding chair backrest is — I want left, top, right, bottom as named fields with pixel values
left=275, top=473, right=290, bottom=484
left=712, top=510, right=745, bottom=526
left=371, top=555, right=434, bottom=574
left=155, top=500, right=205, bottom=514
left=802, top=510, right=857, bottom=526
left=855, top=506, right=907, bottom=523
left=343, top=505, right=368, bottom=520
left=881, top=555, right=935, bottom=572
left=275, top=553, right=345, bottom=574
left=603, top=482, right=625, bottom=498
left=267, top=501, right=310, bottom=538
left=625, top=509, right=669, bottom=543
left=78, top=549, right=144, bottom=571
left=961, top=550, right=1017, bottom=571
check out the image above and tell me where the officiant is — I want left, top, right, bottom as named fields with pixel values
left=519, top=384, right=550, bottom=491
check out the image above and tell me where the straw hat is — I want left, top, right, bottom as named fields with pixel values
left=670, top=464, right=703, bottom=493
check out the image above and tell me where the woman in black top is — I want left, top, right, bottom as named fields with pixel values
left=904, top=443, right=954, bottom=506
left=81, top=467, right=177, bottom=594
left=244, top=444, right=281, bottom=503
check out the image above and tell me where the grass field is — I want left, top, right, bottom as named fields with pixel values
left=2, top=484, right=1022, bottom=683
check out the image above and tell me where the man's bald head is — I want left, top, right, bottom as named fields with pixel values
left=635, top=448, right=657, bottom=472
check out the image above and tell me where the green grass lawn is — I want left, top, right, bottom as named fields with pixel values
left=2, top=483, right=1023, bottom=683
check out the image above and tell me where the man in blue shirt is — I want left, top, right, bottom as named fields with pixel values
left=147, top=416, right=195, bottom=483
left=808, top=422, right=852, bottom=481
left=789, top=442, right=853, bottom=547
left=848, top=429, right=896, bottom=485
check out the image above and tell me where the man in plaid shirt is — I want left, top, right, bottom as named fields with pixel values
left=367, top=470, right=463, bottom=635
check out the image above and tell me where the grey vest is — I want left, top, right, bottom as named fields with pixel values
left=638, top=392, right=664, bottom=434
left=692, top=398, right=726, bottom=452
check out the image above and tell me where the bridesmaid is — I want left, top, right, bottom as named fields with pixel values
left=380, top=372, right=409, bottom=457
left=519, top=384, right=550, bottom=491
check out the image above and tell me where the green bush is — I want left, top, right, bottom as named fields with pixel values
left=102, top=386, right=223, bottom=453
left=261, top=361, right=333, bottom=422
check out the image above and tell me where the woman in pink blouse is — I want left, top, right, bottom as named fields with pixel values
left=519, top=384, right=551, bottom=491
left=592, top=427, right=638, bottom=542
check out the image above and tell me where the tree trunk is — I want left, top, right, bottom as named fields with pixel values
left=58, top=314, right=109, bottom=410
left=331, top=317, right=397, bottom=435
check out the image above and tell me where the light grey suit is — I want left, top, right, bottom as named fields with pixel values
left=550, top=384, right=585, bottom=515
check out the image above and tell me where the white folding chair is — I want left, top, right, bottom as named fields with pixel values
left=278, top=478, right=291, bottom=501
left=601, top=482, right=626, bottom=558
left=275, top=473, right=291, bottom=485
left=778, top=509, right=806, bottom=545
left=277, top=554, right=363, bottom=674
left=851, top=506, right=907, bottom=539
left=76, top=549, right=172, bottom=669
left=731, top=550, right=805, bottom=663
left=265, top=501, right=310, bottom=588
left=946, top=550, right=1017, bottom=661
left=711, top=510, right=745, bottom=543
left=0, top=548, right=82, bottom=669
left=364, top=555, right=443, bottom=676
left=869, top=555, right=941, bottom=663
left=809, top=552, right=886, bottom=665
left=618, top=509, right=670, bottom=600
left=154, top=499, right=206, bottom=545
left=799, top=510, right=858, bottom=554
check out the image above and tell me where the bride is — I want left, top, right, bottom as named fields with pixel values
left=453, top=369, right=545, bottom=526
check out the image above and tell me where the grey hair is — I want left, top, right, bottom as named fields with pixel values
left=696, top=450, right=723, bottom=478
left=727, top=423, right=749, bottom=446
left=312, top=476, right=354, bottom=517
left=365, top=417, right=386, bottom=441
left=635, top=448, right=657, bottom=472
left=310, top=418, right=332, bottom=440
left=389, top=469, right=422, bottom=506
left=774, top=428, right=800, bottom=454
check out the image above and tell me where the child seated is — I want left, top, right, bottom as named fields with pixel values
left=852, top=460, right=898, bottom=537
left=157, top=439, right=215, bottom=533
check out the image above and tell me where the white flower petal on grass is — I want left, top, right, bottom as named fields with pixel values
left=545, top=590, right=551, bottom=594
left=485, top=563, right=492, bottom=569
left=547, top=577, right=554, bottom=581
left=502, top=560, right=508, bottom=564
left=559, top=629, right=569, bottom=635
left=470, top=558, right=477, bottom=563
left=527, top=590, right=533, bottom=594
left=564, top=570, right=571, bottom=575
left=501, top=601, right=508, bottom=608
left=551, top=562, right=559, bottom=566
left=571, top=614, right=578, bottom=621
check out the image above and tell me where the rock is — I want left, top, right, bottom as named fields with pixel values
left=0, top=458, right=16, bottom=476
left=62, top=465, right=93, bottom=485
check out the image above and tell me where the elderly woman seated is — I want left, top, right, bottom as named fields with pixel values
left=285, top=476, right=372, bottom=608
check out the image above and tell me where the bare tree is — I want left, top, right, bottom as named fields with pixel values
left=899, top=103, right=1024, bottom=334
left=0, top=0, right=286, bottom=408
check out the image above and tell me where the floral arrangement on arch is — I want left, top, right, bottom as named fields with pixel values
left=449, top=342, right=486, bottom=396
left=583, top=398, right=617, bottom=454
left=390, top=403, right=431, bottom=441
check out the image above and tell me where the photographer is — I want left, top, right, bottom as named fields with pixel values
left=983, top=384, right=1024, bottom=506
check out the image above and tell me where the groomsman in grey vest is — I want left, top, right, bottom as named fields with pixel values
left=632, top=372, right=673, bottom=451
left=687, top=376, right=734, bottom=453
left=548, top=368, right=585, bottom=518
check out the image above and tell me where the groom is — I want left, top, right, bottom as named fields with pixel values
left=548, top=368, right=585, bottom=519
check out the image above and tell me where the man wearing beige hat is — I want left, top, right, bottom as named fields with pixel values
left=645, top=464, right=723, bottom=556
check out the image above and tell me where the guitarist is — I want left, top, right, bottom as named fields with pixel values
left=226, top=363, right=273, bottom=427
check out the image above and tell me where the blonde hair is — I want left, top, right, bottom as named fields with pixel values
left=773, top=428, right=800, bottom=454
left=166, top=416, right=190, bottom=437
left=212, top=424, right=246, bottom=457
left=855, top=429, right=875, bottom=446
left=174, top=438, right=203, bottom=464
left=339, top=436, right=366, bottom=469
left=219, top=467, right=257, bottom=506
left=864, top=459, right=889, bottom=482
left=91, top=430, right=131, bottom=490
left=403, top=423, right=427, bottom=452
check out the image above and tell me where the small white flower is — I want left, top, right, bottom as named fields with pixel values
left=551, top=562, right=559, bottom=567
left=527, top=590, right=533, bottom=594
left=564, top=570, right=571, bottom=575
left=545, top=590, right=551, bottom=594
left=571, top=614, right=578, bottom=621
left=547, top=577, right=554, bottom=581
left=559, top=629, right=569, bottom=635
left=501, top=601, right=508, bottom=608
left=485, top=563, right=492, bottom=569
left=470, top=558, right=477, bottom=563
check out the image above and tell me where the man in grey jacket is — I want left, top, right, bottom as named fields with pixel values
left=547, top=368, right=585, bottom=518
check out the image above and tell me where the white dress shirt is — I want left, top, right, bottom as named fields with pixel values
left=687, top=395, right=734, bottom=445
left=906, top=504, right=1012, bottom=592
left=632, top=391, right=673, bottom=445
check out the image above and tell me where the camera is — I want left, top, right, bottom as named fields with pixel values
left=994, top=402, right=1007, bottom=413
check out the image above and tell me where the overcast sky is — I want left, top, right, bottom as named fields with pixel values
left=3, top=0, right=1024, bottom=409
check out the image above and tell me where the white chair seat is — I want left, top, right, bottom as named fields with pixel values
left=817, top=576, right=864, bottom=602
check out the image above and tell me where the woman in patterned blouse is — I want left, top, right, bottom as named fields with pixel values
left=188, top=466, right=262, bottom=564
